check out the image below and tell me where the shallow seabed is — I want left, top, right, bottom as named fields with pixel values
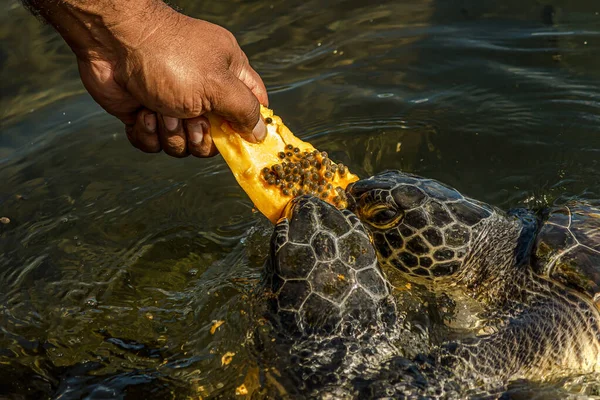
left=1, top=0, right=600, bottom=398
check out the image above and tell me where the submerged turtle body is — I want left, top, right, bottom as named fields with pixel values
left=261, top=171, right=600, bottom=398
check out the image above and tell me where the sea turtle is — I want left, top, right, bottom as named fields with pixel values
left=257, top=195, right=403, bottom=398
left=258, top=170, right=600, bottom=398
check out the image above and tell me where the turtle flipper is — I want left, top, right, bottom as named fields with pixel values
left=356, top=277, right=600, bottom=398
left=440, top=276, right=600, bottom=388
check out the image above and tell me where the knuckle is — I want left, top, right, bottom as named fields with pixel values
left=218, top=27, right=238, bottom=48
left=190, top=94, right=207, bottom=117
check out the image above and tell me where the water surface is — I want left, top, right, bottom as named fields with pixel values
left=1, top=0, right=600, bottom=398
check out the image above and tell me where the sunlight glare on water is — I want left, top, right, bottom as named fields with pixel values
left=1, top=0, right=600, bottom=398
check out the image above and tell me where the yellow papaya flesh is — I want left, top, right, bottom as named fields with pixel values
left=209, top=106, right=359, bottom=224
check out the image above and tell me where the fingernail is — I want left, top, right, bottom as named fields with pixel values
left=188, top=120, right=208, bottom=145
left=252, top=118, right=267, bottom=142
left=144, top=113, right=156, bottom=132
left=163, top=116, right=179, bottom=131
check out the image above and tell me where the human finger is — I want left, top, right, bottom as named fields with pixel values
left=125, top=125, right=140, bottom=149
left=238, top=64, right=269, bottom=107
left=157, top=114, right=189, bottom=158
left=210, top=72, right=266, bottom=142
left=184, top=116, right=218, bottom=157
left=130, top=108, right=161, bottom=153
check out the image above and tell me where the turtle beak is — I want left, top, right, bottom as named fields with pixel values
left=280, top=195, right=316, bottom=222
left=345, top=183, right=358, bottom=212
left=281, top=195, right=305, bottom=221
left=279, top=199, right=296, bottom=222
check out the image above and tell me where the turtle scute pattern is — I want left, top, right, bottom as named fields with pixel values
left=266, top=195, right=392, bottom=337
left=533, top=200, right=600, bottom=304
left=347, top=170, right=498, bottom=281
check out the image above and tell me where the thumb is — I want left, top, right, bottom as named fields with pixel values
left=210, top=73, right=266, bottom=142
left=238, top=64, right=269, bottom=107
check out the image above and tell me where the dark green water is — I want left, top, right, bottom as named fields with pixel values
left=1, top=0, right=600, bottom=398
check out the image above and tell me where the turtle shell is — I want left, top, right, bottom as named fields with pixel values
left=533, top=200, right=600, bottom=305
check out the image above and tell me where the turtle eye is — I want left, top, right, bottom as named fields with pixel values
left=365, top=204, right=404, bottom=229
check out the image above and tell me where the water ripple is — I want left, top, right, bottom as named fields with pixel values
left=2, top=0, right=600, bottom=398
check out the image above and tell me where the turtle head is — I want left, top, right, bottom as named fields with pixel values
left=264, top=196, right=398, bottom=396
left=267, top=195, right=393, bottom=337
left=347, top=170, right=496, bottom=281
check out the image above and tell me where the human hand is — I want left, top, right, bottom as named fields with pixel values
left=72, top=4, right=268, bottom=157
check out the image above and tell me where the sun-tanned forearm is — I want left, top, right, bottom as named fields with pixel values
left=22, top=0, right=172, bottom=61
left=20, top=0, right=268, bottom=158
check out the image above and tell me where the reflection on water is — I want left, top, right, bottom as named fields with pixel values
left=1, top=0, right=600, bottom=398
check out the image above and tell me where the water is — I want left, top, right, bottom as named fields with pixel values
left=1, top=0, right=600, bottom=398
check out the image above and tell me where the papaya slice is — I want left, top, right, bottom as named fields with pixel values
left=208, top=106, right=359, bottom=223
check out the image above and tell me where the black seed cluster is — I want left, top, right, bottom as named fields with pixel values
left=261, top=146, right=349, bottom=207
